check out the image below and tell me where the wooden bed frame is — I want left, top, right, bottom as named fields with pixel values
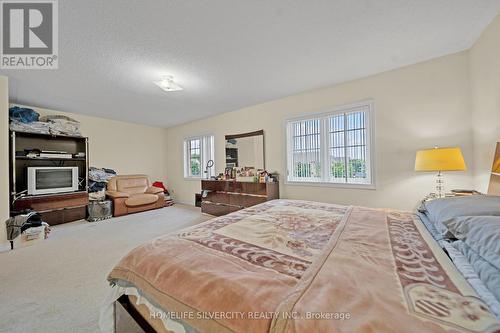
left=116, top=295, right=157, bottom=333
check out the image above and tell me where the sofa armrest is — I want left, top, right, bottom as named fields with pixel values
left=106, top=190, right=130, bottom=199
left=145, top=186, right=164, bottom=195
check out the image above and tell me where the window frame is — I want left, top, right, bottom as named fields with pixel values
left=284, top=100, right=376, bottom=189
left=183, top=134, right=215, bottom=180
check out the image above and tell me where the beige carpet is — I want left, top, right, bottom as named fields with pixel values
left=0, top=205, right=209, bottom=333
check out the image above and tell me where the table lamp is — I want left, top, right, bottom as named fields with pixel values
left=493, top=157, right=500, bottom=175
left=415, top=147, right=467, bottom=198
left=488, top=144, right=500, bottom=195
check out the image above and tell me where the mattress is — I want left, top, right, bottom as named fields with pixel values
left=101, top=199, right=500, bottom=333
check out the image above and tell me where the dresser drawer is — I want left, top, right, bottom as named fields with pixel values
left=232, top=182, right=267, bottom=195
left=229, top=194, right=267, bottom=208
left=201, top=180, right=230, bottom=192
left=200, top=180, right=279, bottom=216
left=41, top=205, right=86, bottom=225
left=201, top=180, right=268, bottom=195
left=201, top=202, right=240, bottom=216
left=204, top=191, right=229, bottom=205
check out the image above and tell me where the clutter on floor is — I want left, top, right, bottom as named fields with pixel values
left=4, top=212, right=51, bottom=250
left=152, top=181, right=174, bottom=207
left=87, top=200, right=113, bottom=222
left=87, top=168, right=118, bottom=221
left=9, top=106, right=82, bottom=136
left=88, top=167, right=117, bottom=201
left=89, top=190, right=105, bottom=201
left=164, top=196, right=174, bottom=207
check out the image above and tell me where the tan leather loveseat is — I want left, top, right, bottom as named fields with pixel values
left=106, top=175, right=164, bottom=217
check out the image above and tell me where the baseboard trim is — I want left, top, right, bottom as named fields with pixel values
left=174, top=200, right=194, bottom=206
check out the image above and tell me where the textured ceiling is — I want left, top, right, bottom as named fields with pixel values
left=1, top=1, right=499, bottom=128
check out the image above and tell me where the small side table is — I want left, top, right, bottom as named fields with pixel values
left=422, top=190, right=482, bottom=203
left=87, top=200, right=113, bottom=222
left=449, top=189, right=482, bottom=196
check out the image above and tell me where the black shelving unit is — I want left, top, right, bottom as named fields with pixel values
left=9, top=130, right=89, bottom=203
left=15, top=156, right=87, bottom=161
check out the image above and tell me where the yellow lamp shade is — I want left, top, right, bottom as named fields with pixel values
left=415, top=147, right=467, bottom=172
left=493, top=158, right=500, bottom=173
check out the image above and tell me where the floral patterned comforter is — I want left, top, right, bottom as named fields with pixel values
left=107, top=199, right=500, bottom=333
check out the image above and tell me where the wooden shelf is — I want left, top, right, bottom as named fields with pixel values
left=16, top=191, right=88, bottom=200
left=15, top=156, right=86, bottom=161
left=11, top=130, right=87, bottom=140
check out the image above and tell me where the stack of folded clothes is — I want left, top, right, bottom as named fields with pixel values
left=9, top=106, right=83, bottom=136
left=89, top=167, right=117, bottom=201
left=39, top=115, right=81, bottom=136
left=10, top=120, right=50, bottom=134
left=9, top=106, right=50, bottom=134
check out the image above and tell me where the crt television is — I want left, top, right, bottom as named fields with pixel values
left=27, top=166, right=79, bottom=195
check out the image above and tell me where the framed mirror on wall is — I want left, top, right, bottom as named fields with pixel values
left=225, top=130, right=264, bottom=180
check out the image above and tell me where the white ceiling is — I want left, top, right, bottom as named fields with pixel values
left=2, top=1, right=499, bottom=128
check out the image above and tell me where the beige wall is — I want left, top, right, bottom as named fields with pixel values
left=166, top=52, right=473, bottom=210
left=10, top=105, right=169, bottom=183
left=469, top=14, right=500, bottom=192
left=0, top=76, right=8, bottom=244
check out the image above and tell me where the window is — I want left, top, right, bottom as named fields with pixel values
left=286, top=102, right=374, bottom=187
left=184, top=135, right=215, bottom=179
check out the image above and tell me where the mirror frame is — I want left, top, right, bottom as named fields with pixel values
left=225, top=130, right=265, bottom=169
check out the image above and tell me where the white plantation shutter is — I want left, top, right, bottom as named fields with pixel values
left=287, top=102, right=374, bottom=186
left=289, top=118, right=322, bottom=181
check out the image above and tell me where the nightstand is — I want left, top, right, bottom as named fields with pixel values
left=421, top=190, right=482, bottom=203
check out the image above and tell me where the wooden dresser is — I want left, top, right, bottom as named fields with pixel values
left=201, top=180, right=279, bottom=216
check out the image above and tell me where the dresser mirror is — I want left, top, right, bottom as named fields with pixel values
left=225, top=130, right=265, bottom=170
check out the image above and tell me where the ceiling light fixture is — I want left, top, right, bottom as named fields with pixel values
left=154, top=75, right=183, bottom=92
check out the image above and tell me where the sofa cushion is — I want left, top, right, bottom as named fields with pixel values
left=125, top=194, right=158, bottom=207
left=116, top=177, right=149, bottom=194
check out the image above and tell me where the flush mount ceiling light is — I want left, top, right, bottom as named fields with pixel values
left=153, top=75, right=183, bottom=92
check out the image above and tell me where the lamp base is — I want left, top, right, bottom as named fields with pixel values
left=422, top=192, right=439, bottom=202
left=436, top=171, right=444, bottom=198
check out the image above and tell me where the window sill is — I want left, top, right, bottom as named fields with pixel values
left=285, top=180, right=376, bottom=190
left=184, top=176, right=214, bottom=181
left=184, top=176, right=202, bottom=181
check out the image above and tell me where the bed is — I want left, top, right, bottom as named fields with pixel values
left=100, top=199, right=500, bottom=333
